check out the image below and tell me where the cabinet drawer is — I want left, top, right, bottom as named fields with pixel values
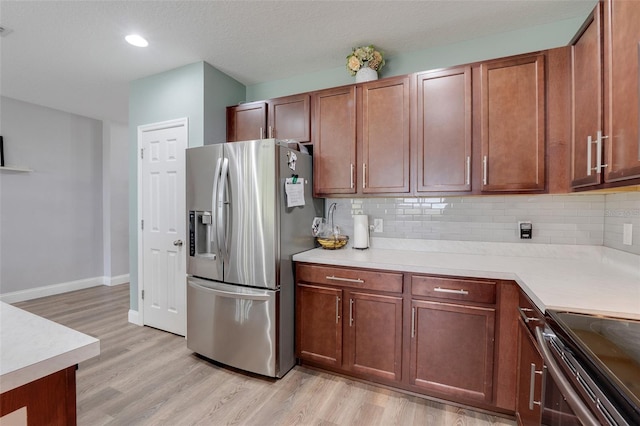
left=411, top=275, right=496, bottom=304
left=297, top=264, right=403, bottom=293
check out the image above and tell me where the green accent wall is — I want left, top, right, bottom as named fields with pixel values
left=128, top=61, right=244, bottom=311
left=246, top=16, right=587, bottom=102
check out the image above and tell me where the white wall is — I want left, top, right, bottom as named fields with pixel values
left=0, top=96, right=129, bottom=301
left=103, top=121, right=129, bottom=281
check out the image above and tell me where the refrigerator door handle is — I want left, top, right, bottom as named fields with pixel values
left=189, top=280, right=272, bottom=301
left=210, top=158, right=223, bottom=255
left=217, top=157, right=230, bottom=262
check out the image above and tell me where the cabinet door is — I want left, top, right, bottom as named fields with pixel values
left=345, top=291, right=403, bottom=382
left=410, top=300, right=495, bottom=403
left=417, top=67, right=472, bottom=192
left=312, top=86, right=357, bottom=195
left=296, top=284, right=343, bottom=368
left=603, top=0, right=640, bottom=182
left=268, top=94, right=310, bottom=142
left=515, top=319, right=544, bottom=426
left=361, top=76, right=411, bottom=194
left=571, top=5, right=603, bottom=188
left=226, top=102, right=267, bottom=142
left=481, top=55, right=545, bottom=192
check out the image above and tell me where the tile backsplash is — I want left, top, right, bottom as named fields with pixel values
left=325, top=191, right=640, bottom=255
left=603, top=192, right=640, bottom=255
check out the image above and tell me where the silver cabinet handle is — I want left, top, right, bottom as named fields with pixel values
left=482, top=155, right=488, bottom=185
left=518, top=307, right=540, bottom=324
left=587, top=135, right=594, bottom=176
left=173, top=240, right=183, bottom=246
left=411, top=307, right=416, bottom=338
left=535, top=327, right=600, bottom=426
left=336, top=296, right=341, bottom=324
left=362, top=163, right=367, bottom=189
left=349, top=299, right=354, bottom=327
left=465, top=156, right=471, bottom=185
left=434, top=287, right=469, bottom=295
left=268, top=126, right=273, bottom=139
left=350, top=163, right=354, bottom=189
left=259, top=127, right=264, bottom=139
left=326, top=275, right=364, bottom=284
left=529, top=362, right=543, bottom=410
left=595, top=130, right=608, bottom=174
left=588, top=131, right=609, bottom=176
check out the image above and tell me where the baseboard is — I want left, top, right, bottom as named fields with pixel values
left=107, top=274, right=130, bottom=286
left=128, top=309, right=141, bottom=326
left=0, top=276, right=105, bottom=304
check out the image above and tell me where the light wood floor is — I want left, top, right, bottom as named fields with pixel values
left=14, top=284, right=516, bottom=426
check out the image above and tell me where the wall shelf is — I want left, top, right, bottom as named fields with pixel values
left=0, top=165, right=33, bottom=173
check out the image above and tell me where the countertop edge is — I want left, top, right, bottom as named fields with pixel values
left=293, top=244, right=640, bottom=320
left=0, top=339, right=100, bottom=393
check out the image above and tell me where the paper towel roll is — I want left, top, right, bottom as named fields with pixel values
left=353, top=215, right=370, bottom=249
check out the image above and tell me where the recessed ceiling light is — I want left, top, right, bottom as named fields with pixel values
left=125, top=34, right=148, bottom=47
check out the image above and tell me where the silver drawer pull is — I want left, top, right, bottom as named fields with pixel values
left=326, top=275, right=364, bottom=284
left=433, top=287, right=468, bottom=295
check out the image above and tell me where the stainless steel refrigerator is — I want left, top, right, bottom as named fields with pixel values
left=186, top=139, right=322, bottom=378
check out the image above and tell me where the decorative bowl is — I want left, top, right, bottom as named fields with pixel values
left=316, top=235, right=349, bottom=250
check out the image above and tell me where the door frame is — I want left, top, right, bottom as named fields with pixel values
left=136, top=117, right=189, bottom=327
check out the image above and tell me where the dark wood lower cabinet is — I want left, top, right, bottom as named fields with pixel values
left=296, top=263, right=518, bottom=416
left=409, top=300, right=496, bottom=403
left=346, top=291, right=403, bottom=381
left=0, top=366, right=77, bottom=426
left=516, top=318, right=544, bottom=425
left=296, top=282, right=403, bottom=383
left=296, top=283, right=342, bottom=368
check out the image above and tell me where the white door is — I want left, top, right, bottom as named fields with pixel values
left=139, top=119, right=187, bottom=336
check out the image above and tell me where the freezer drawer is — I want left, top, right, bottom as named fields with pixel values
left=187, top=277, right=278, bottom=377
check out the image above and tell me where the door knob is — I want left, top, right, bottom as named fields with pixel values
left=173, top=240, right=183, bottom=246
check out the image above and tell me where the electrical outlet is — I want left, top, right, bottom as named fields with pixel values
left=518, top=221, right=532, bottom=239
left=373, top=218, right=383, bottom=233
left=623, top=223, right=633, bottom=246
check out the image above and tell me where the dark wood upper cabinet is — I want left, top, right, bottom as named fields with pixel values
left=226, top=101, right=267, bottom=142
left=227, top=94, right=310, bottom=143
left=360, top=76, right=411, bottom=194
left=571, top=4, right=603, bottom=189
left=480, top=55, right=546, bottom=192
left=312, top=86, right=357, bottom=196
left=570, top=0, right=640, bottom=189
left=416, top=67, right=472, bottom=192
left=267, top=94, right=310, bottom=142
left=603, top=0, right=640, bottom=183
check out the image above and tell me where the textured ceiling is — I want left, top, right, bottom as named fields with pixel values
left=0, top=0, right=596, bottom=124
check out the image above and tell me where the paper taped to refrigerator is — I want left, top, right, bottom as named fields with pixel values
left=285, top=178, right=305, bottom=207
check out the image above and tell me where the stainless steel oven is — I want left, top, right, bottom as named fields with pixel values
left=537, top=311, right=640, bottom=426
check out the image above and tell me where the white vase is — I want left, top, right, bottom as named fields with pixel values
left=355, top=66, right=378, bottom=83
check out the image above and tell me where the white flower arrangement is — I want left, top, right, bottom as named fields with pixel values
left=346, top=45, right=385, bottom=76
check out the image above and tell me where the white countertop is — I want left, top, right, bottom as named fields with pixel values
left=293, top=238, right=640, bottom=320
left=0, top=302, right=100, bottom=393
